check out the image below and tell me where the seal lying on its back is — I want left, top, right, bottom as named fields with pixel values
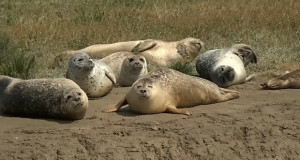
left=104, top=69, right=239, bottom=115
left=0, top=75, right=88, bottom=120
left=260, top=69, right=300, bottom=89
left=100, top=52, right=148, bottom=87
left=195, top=44, right=257, bottom=87
left=66, top=53, right=116, bottom=98
left=61, top=37, right=204, bottom=67
left=132, top=37, right=204, bottom=66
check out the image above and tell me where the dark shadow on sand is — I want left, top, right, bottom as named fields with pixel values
left=0, top=113, right=77, bottom=124
left=114, top=106, right=142, bottom=117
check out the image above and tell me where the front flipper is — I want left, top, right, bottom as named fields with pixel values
left=132, top=40, right=157, bottom=53
left=103, top=96, right=128, bottom=113
left=104, top=67, right=117, bottom=85
left=166, top=106, right=190, bottom=116
left=219, top=88, right=239, bottom=101
left=245, top=74, right=256, bottom=82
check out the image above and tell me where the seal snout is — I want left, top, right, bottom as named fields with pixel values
left=139, top=89, right=148, bottom=96
left=88, top=60, right=95, bottom=68
left=74, top=97, right=81, bottom=102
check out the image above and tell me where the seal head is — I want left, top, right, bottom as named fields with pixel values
left=68, top=53, right=95, bottom=72
left=132, top=78, right=156, bottom=99
left=62, top=88, right=88, bottom=120
left=124, top=55, right=147, bottom=74
left=177, top=37, right=204, bottom=60
left=212, top=65, right=235, bottom=87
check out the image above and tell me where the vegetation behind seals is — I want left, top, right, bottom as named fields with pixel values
left=0, top=0, right=299, bottom=78
left=0, top=32, right=36, bottom=79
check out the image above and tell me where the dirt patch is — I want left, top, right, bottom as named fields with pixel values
left=0, top=81, right=299, bottom=160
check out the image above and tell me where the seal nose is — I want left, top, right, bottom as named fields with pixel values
left=135, top=62, right=140, bottom=65
left=89, top=61, right=95, bottom=68
left=74, top=98, right=80, bottom=102
left=140, top=89, right=146, bottom=93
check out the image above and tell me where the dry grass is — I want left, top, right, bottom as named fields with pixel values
left=0, top=0, right=299, bottom=78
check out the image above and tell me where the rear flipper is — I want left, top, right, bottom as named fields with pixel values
left=166, top=106, right=190, bottom=116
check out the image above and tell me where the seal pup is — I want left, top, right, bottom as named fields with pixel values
left=195, top=44, right=257, bottom=87
left=100, top=52, right=148, bottom=87
left=0, top=75, right=88, bottom=120
left=66, top=53, right=116, bottom=98
left=104, top=69, right=239, bottom=115
left=132, top=37, right=204, bottom=66
left=260, top=69, right=300, bottom=89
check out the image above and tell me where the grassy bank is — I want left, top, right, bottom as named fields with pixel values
left=0, top=0, right=299, bottom=78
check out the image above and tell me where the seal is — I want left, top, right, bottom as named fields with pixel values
left=195, top=44, right=257, bottom=87
left=100, top=52, right=148, bottom=87
left=66, top=40, right=143, bottom=58
left=66, top=52, right=116, bottom=98
left=0, top=75, right=88, bottom=120
left=132, top=37, right=204, bottom=66
left=260, top=69, right=300, bottom=89
left=104, top=69, right=239, bottom=115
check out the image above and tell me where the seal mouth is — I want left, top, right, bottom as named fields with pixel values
left=83, top=63, right=94, bottom=71
left=74, top=102, right=84, bottom=108
left=134, top=66, right=143, bottom=70
left=133, top=63, right=143, bottom=68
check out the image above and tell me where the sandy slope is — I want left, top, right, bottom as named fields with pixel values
left=0, top=81, right=299, bottom=160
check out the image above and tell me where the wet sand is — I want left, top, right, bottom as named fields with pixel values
left=0, top=81, right=299, bottom=160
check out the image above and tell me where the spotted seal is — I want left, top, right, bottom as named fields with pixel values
left=66, top=53, right=116, bottom=98
left=104, top=69, right=239, bottom=115
left=0, top=75, right=88, bottom=120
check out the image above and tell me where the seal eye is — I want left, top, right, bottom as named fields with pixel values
left=129, top=58, right=134, bottom=62
left=77, top=92, right=81, bottom=96
left=78, top=58, right=84, bottom=61
left=137, top=85, right=142, bottom=88
left=67, top=95, right=72, bottom=99
left=140, top=58, right=145, bottom=62
left=148, top=85, right=153, bottom=88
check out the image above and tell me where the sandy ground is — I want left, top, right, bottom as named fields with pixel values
left=0, top=81, right=299, bottom=160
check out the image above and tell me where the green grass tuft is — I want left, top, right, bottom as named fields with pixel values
left=0, top=0, right=299, bottom=78
left=169, top=61, right=197, bottom=76
left=0, top=32, right=36, bottom=79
